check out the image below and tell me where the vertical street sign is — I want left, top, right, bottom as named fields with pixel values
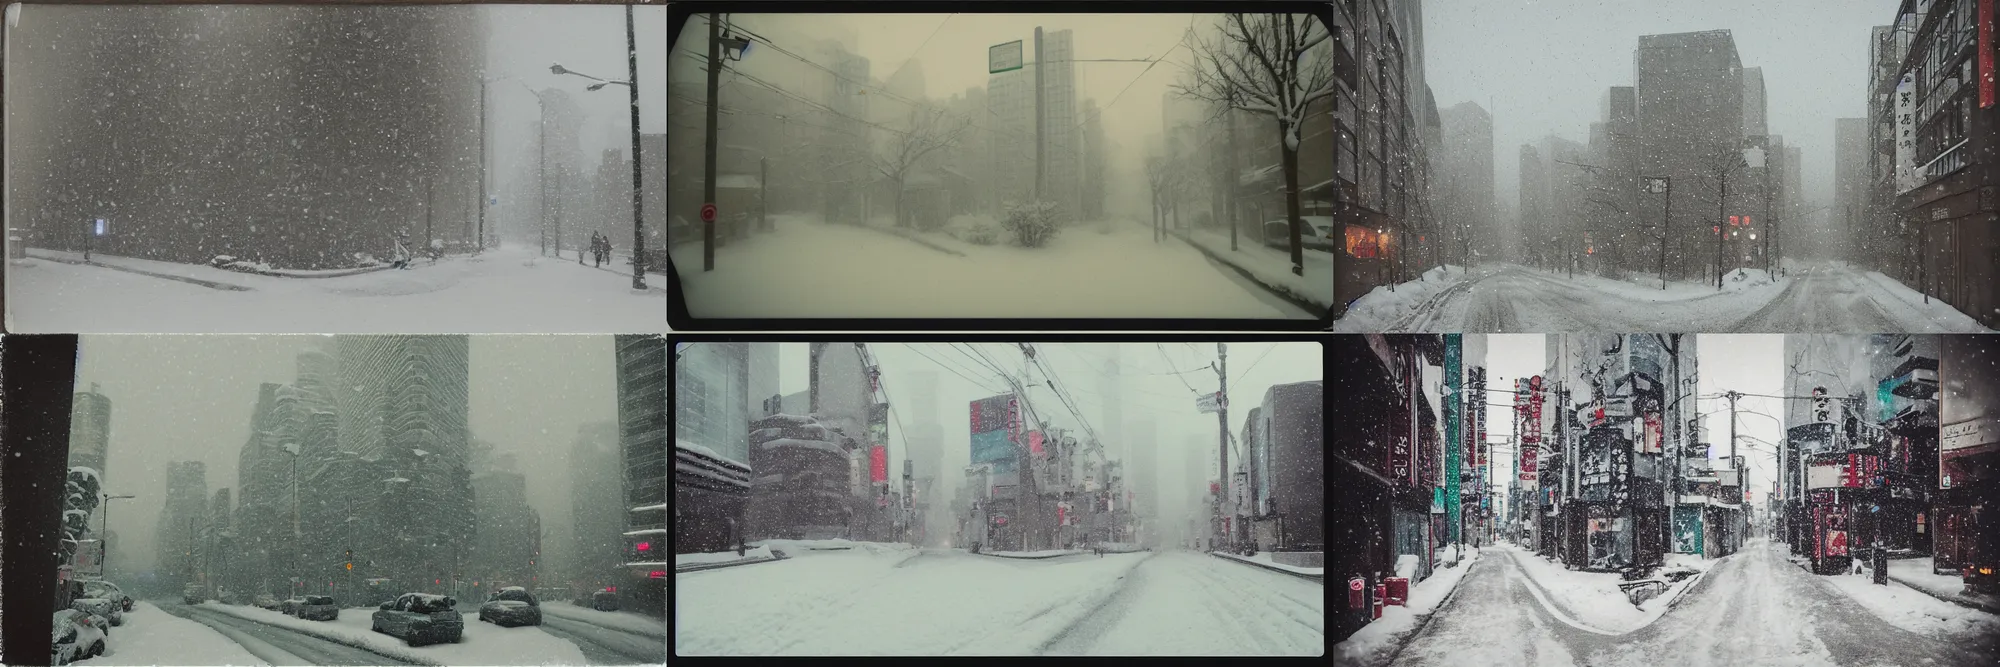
left=1445, top=336, right=1463, bottom=544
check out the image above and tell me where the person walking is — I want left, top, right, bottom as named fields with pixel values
left=390, top=231, right=412, bottom=270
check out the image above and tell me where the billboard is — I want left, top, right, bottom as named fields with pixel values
left=870, top=445, right=887, bottom=484
left=1941, top=335, right=2000, bottom=488
left=988, top=39, right=1024, bottom=74
left=1525, top=375, right=1544, bottom=445
left=970, top=395, right=1019, bottom=472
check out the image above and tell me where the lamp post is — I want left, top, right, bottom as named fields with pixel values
left=550, top=4, right=650, bottom=291
left=515, top=82, right=552, bottom=256
left=100, top=493, right=135, bottom=579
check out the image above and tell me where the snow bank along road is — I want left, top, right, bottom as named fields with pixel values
left=674, top=543, right=1322, bottom=656
left=1382, top=542, right=1996, bottom=667
left=1346, top=262, right=1991, bottom=333
left=160, top=602, right=411, bottom=666
left=667, top=215, right=1317, bottom=319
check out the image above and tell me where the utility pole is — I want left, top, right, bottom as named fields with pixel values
left=624, top=3, right=647, bottom=289
left=538, top=94, right=549, bottom=257
left=703, top=12, right=721, bottom=271
left=424, top=175, right=434, bottom=259
left=760, top=156, right=769, bottom=233
left=1215, top=342, right=1229, bottom=554
left=478, top=79, right=487, bottom=253
left=1034, top=26, right=1045, bottom=202
left=1715, top=166, right=1730, bottom=289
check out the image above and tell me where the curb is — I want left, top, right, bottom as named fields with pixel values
left=1884, top=571, right=2000, bottom=615
left=1207, top=551, right=1324, bottom=582
left=1169, top=232, right=1327, bottom=315
left=1376, top=548, right=1483, bottom=667
left=29, top=252, right=254, bottom=291
left=672, top=551, right=789, bottom=573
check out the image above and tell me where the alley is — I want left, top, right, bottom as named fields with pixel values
left=1391, top=541, right=1996, bottom=667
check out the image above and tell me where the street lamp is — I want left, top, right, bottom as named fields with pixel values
left=100, top=493, right=135, bottom=579
left=550, top=3, right=650, bottom=291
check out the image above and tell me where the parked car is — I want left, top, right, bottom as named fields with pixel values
left=52, top=609, right=108, bottom=665
left=253, top=594, right=281, bottom=611
left=279, top=597, right=306, bottom=616
left=71, top=597, right=124, bottom=627
left=589, top=588, right=620, bottom=612
left=80, top=580, right=133, bottom=612
left=296, top=595, right=338, bottom=621
left=477, top=587, right=542, bottom=627
left=182, top=584, right=205, bottom=606
left=371, top=593, right=463, bottom=646
left=1260, top=216, right=1336, bottom=251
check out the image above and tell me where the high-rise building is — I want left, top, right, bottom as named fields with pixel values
left=1741, top=66, right=1767, bottom=137
left=988, top=59, right=1034, bottom=209
left=1519, top=144, right=1552, bottom=266
left=1129, top=418, right=1157, bottom=546
left=1043, top=29, right=1080, bottom=220
left=1833, top=118, right=1869, bottom=259
left=155, top=461, right=208, bottom=589
left=1437, top=102, right=1494, bottom=264
left=1634, top=30, right=1745, bottom=281
left=332, top=336, right=471, bottom=463
left=69, top=386, right=112, bottom=480
left=618, top=335, right=667, bottom=616
left=4, top=5, right=484, bottom=268
left=569, top=421, right=624, bottom=596
left=471, top=471, right=543, bottom=591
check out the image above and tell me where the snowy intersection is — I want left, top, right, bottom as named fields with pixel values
left=673, top=541, right=1323, bottom=656
left=7, top=244, right=668, bottom=333
left=666, top=214, right=1322, bottom=319
left=1338, top=541, right=1999, bottom=667
left=1334, top=262, right=1994, bottom=333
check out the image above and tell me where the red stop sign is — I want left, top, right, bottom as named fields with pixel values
left=700, top=202, right=717, bottom=223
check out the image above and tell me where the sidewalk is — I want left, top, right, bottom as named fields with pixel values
left=1175, top=227, right=1332, bottom=312
left=1883, top=556, right=2000, bottom=614
left=1333, top=545, right=1480, bottom=667
left=1497, top=543, right=1715, bottom=634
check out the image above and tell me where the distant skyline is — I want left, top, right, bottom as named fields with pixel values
left=1427, top=0, right=1896, bottom=216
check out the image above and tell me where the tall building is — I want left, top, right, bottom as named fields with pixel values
left=4, top=5, right=483, bottom=268
left=618, top=335, right=667, bottom=616
left=817, top=40, right=872, bottom=224
left=1741, top=66, right=1767, bottom=137
left=1129, top=418, right=1157, bottom=546
left=569, top=421, right=624, bottom=596
left=1876, top=0, right=1998, bottom=327
left=69, top=386, right=113, bottom=479
left=1833, top=118, right=1870, bottom=259
left=1634, top=30, right=1745, bottom=282
left=1437, top=102, right=1494, bottom=265
left=471, top=471, right=543, bottom=591
left=1863, top=23, right=1901, bottom=278
left=332, top=336, right=471, bottom=463
left=1043, top=29, right=1080, bottom=220
left=1333, top=2, right=1423, bottom=315
left=988, top=53, right=1033, bottom=209
left=155, top=461, right=208, bottom=590
left=1519, top=144, right=1552, bottom=266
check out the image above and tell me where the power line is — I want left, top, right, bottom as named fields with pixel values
left=901, top=343, right=1004, bottom=394
left=1156, top=343, right=1200, bottom=394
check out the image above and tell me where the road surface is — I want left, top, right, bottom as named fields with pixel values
left=161, top=602, right=413, bottom=666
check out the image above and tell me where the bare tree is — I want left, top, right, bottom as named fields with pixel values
left=1145, top=155, right=1171, bottom=243
left=871, top=105, right=973, bottom=229
left=1176, top=13, right=1335, bottom=277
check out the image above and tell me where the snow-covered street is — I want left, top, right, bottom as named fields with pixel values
left=7, top=243, right=667, bottom=333
left=667, top=214, right=1320, bottom=319
left=1334, top=262, right=1994, bottom=333
left=120, top=598, right=662, bottom=666
left=673, top=540, right=1324, bottom=656
left=1343, top=541, right=1999, bottom=667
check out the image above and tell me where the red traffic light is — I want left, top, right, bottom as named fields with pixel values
left=649, top=570, right=666, bottom=579
left=637, top=541, right=652, bottom=552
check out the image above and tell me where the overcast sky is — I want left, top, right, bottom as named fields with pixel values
left=1427, top=0, right=1896, bottom=214
left=773, top=342, right=1321, bottom=522
left=75, top=335, right=619, bottom=571
left=1481, top=334, right=1785, bottom=514
left=484, top=5, right=666, bottom=207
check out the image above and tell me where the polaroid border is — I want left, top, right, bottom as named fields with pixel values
left=664, top=0, right=1340, bottom=332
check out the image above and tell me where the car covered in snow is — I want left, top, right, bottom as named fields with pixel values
left=477, top=586, right=542, bottom=627
left=70, top=597, right=124, bottom=627
left=52, top=609, right=108, bottom=665
left=1262, top=217, right=1336, bottom=252
left=295, top=595, right=338, bottom=621
left=80, top=580, right=133, bottom=612
left=278, top=597, right=306, bottom=616
left=371, top=593, right=463, bottom=646
left=586, top=588, right=620, bottom=612
left=253, top=594, right=281, bottom=611
left=182, top=584, right=205, bottom=605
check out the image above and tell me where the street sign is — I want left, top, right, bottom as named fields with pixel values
left=988, top=40, right=1024, bottom=74
left=700, top=202, right=717, bottom=224
left=1196, top=392, right=1225, bottom=414
left=1642, top=176, right=1670, bottom=194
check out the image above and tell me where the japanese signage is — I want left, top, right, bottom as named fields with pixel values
left=868, top=403, right=890, bottom=483
left=1642, top=413, right=1662, bottom=454
left=1520, top=443, right=1538, bottom=481
left=1391, top=369, right=1415, bottom=485
left=1895, top=72, right=1918, bottom=192
left=870, top=444, right=887, bottom=484
left=1446, top=340, right=1463, bottom=544
left=1982, top=0, right=1995, bottom=108
left=1525, top=375, right=1545, bottom=445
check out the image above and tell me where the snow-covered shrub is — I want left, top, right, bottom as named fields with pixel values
left=946, top=214, right=1002, bottom=245
left=1002, top=200, right=1062, bottom=248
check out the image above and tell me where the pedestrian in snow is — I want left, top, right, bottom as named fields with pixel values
left=596, top=234, right=609, bottom=267
left=390, top=231, right=412, bottom=270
